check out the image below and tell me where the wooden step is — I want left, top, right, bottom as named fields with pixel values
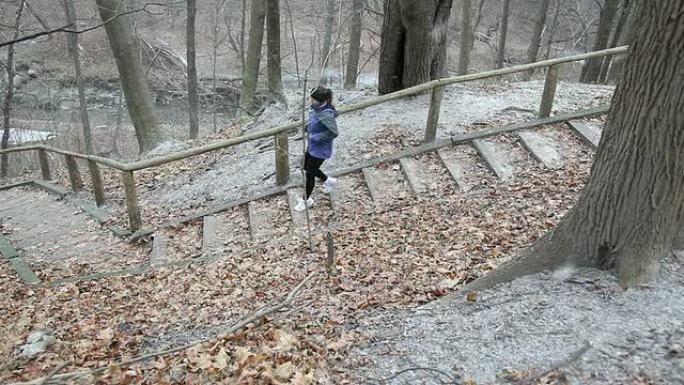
left=287, top=188, right=307, bottom=228
left=437, top=149, right=469, bottom=192
left=211, top=207, right=251, bottom=254
left=202, top=215, right=218, bottom=252
left=517, top=130, right=564, bottom=169
left=399, top=157, right=428, bottom=195
left=247, top=201, right=265, bottom=243
left=328, top=173, right=372, bottom=215
left=567, top=120, right=602, bottom=148
left=472, top=139, right=515, bottom=182
left=149, top=233, right=167, bottom=266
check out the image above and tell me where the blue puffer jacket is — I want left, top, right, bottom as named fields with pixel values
left=307, top=103, right=338, bottom=159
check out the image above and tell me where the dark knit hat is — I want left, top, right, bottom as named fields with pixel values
left=310, top=86, right=330, bottom=103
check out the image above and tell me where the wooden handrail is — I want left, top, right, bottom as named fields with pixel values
left=0, top=46, right=628, bottom=172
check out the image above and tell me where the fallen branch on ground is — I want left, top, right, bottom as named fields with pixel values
left=10, top=271, right=318, bottom=385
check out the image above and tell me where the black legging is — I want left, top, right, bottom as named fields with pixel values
left=305, top=153, right=327, bottom=198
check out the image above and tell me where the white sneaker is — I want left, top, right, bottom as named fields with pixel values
left=322, top=177, right=337, bottom=194
left=294, top=197, right=314, bottom=212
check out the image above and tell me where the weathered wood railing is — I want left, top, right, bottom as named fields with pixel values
left=0, top=46, right=628, bottom=233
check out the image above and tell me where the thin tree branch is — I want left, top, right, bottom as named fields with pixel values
left=0, top=2, right=167, bottom=48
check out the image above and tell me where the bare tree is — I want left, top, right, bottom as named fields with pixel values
left=266, top=0, right=286, bottom=105
left=457, top=0, right=473, bottom=76
left=187, top=0, right=199, bottom=139
left=580, top=0, right=620, bottom=83
left=468, top=0, right=684, bottom=290
left=525, top=0, right=551, bottom=77
left=62, top=0, right=106, bottom=200
left=495, top=0, right=511, bottom=69
left=320, top=0, right=337, bottom=84
left=597, top=0, right=632, bottom=83
left=378, top=0, right=454, bottom=94
left=95, top=0, right=165, bottom=153
left=239, top=0, right=265, bottom=113
left=344, top=0, right=363, bottom=89
left=1, top=0, right=26, bottom=178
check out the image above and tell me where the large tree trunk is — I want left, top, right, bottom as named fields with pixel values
left=240, top=0, right=266, bottom=114
left=344, top=0, right=363, bottom=89
left=525, top=0, right=551, bottom=77
left=457, top=0, right=472, bottom=76
left=378, top=0, right=454, bottom=94
left=320, top=0, right=337, bottom=85
left=495, top=0, right=511, bottom=69
left=1, top=1, right=25, bottom=178
left=468, top=0, right=684, bottom=291
left=187, top=0, right=199, bottom=139
left=265, top=0, right=287, bottom=105
left=95, top=0, right=164, bottom=153
left=580, top=0, right=620, bottom=83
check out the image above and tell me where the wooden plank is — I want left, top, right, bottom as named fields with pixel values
left=37, top=149, right=51, bottom=180
left=0, top=236, right=19, bottom=259
left=567, top=120, right=602, bottom=148
left=275, top=131, right=289, bottom=185
left=424, top=86, right=444, bottom=143
left=202, top=215, right=218, bottom=251
left=287, top=189, right=306, bottom=227
left=64, top=154, right=82, bottom=191
left=472, top=139, right=514, bottom=181
left=399, top=157, right=427, bottom=195
left=247, top=201, right=263, bottom=242
left=148, top=233, right=167, bottom=266
left=362, top=168, right=384, bottom=202
left=8, top=257, right=41, bottom=285
left=539, top=64, right=559, bottom=118
left=437, top=149, right=469, bottom=191
left=32, top=179, right=69, bottom=196
left=121, top=171, right=142, bottom=232
left=0, top=180, right=33, bottom=191
left=517, top=130, right=564, bottom=169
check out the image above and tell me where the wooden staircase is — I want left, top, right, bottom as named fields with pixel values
left=145, top=119, right=605, bottom=267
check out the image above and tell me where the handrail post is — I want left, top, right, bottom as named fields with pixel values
left=64, top=155, right=82, bottom=190
left=88, top=161, right=106, bottom=206
left=37, top=149, right=51, bottom=180
left=121, top=170, right=142, bottom=232
left=275, top=131, right=289, bottom=185
left=425, top=85, right=444, bottom=143
left=539, top=64, right=560, bottom=118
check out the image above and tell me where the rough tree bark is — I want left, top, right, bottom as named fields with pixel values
left=525, top=0, right=550, bottom=77
left=378, top=0, right=454, bottom=94
left=344, top=0, right=363, bottom=89
left=457, top=0, right=472, bottom=76
left=265, top=0, right=287, bottom=105
left=320, top=0, right=337, bottom=84
left=1, top=0, right=25, bottom=178
left=240, top=0, right=266, bottom=113
left=95, top=0, right=164, bottom=153
left=187, top=0, right=199, bottom=139
left=468, top=1, right=684, bottom=291
left=495, top=0, right=511, bottom=69
left=580, top=0, right=620, bottom=83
